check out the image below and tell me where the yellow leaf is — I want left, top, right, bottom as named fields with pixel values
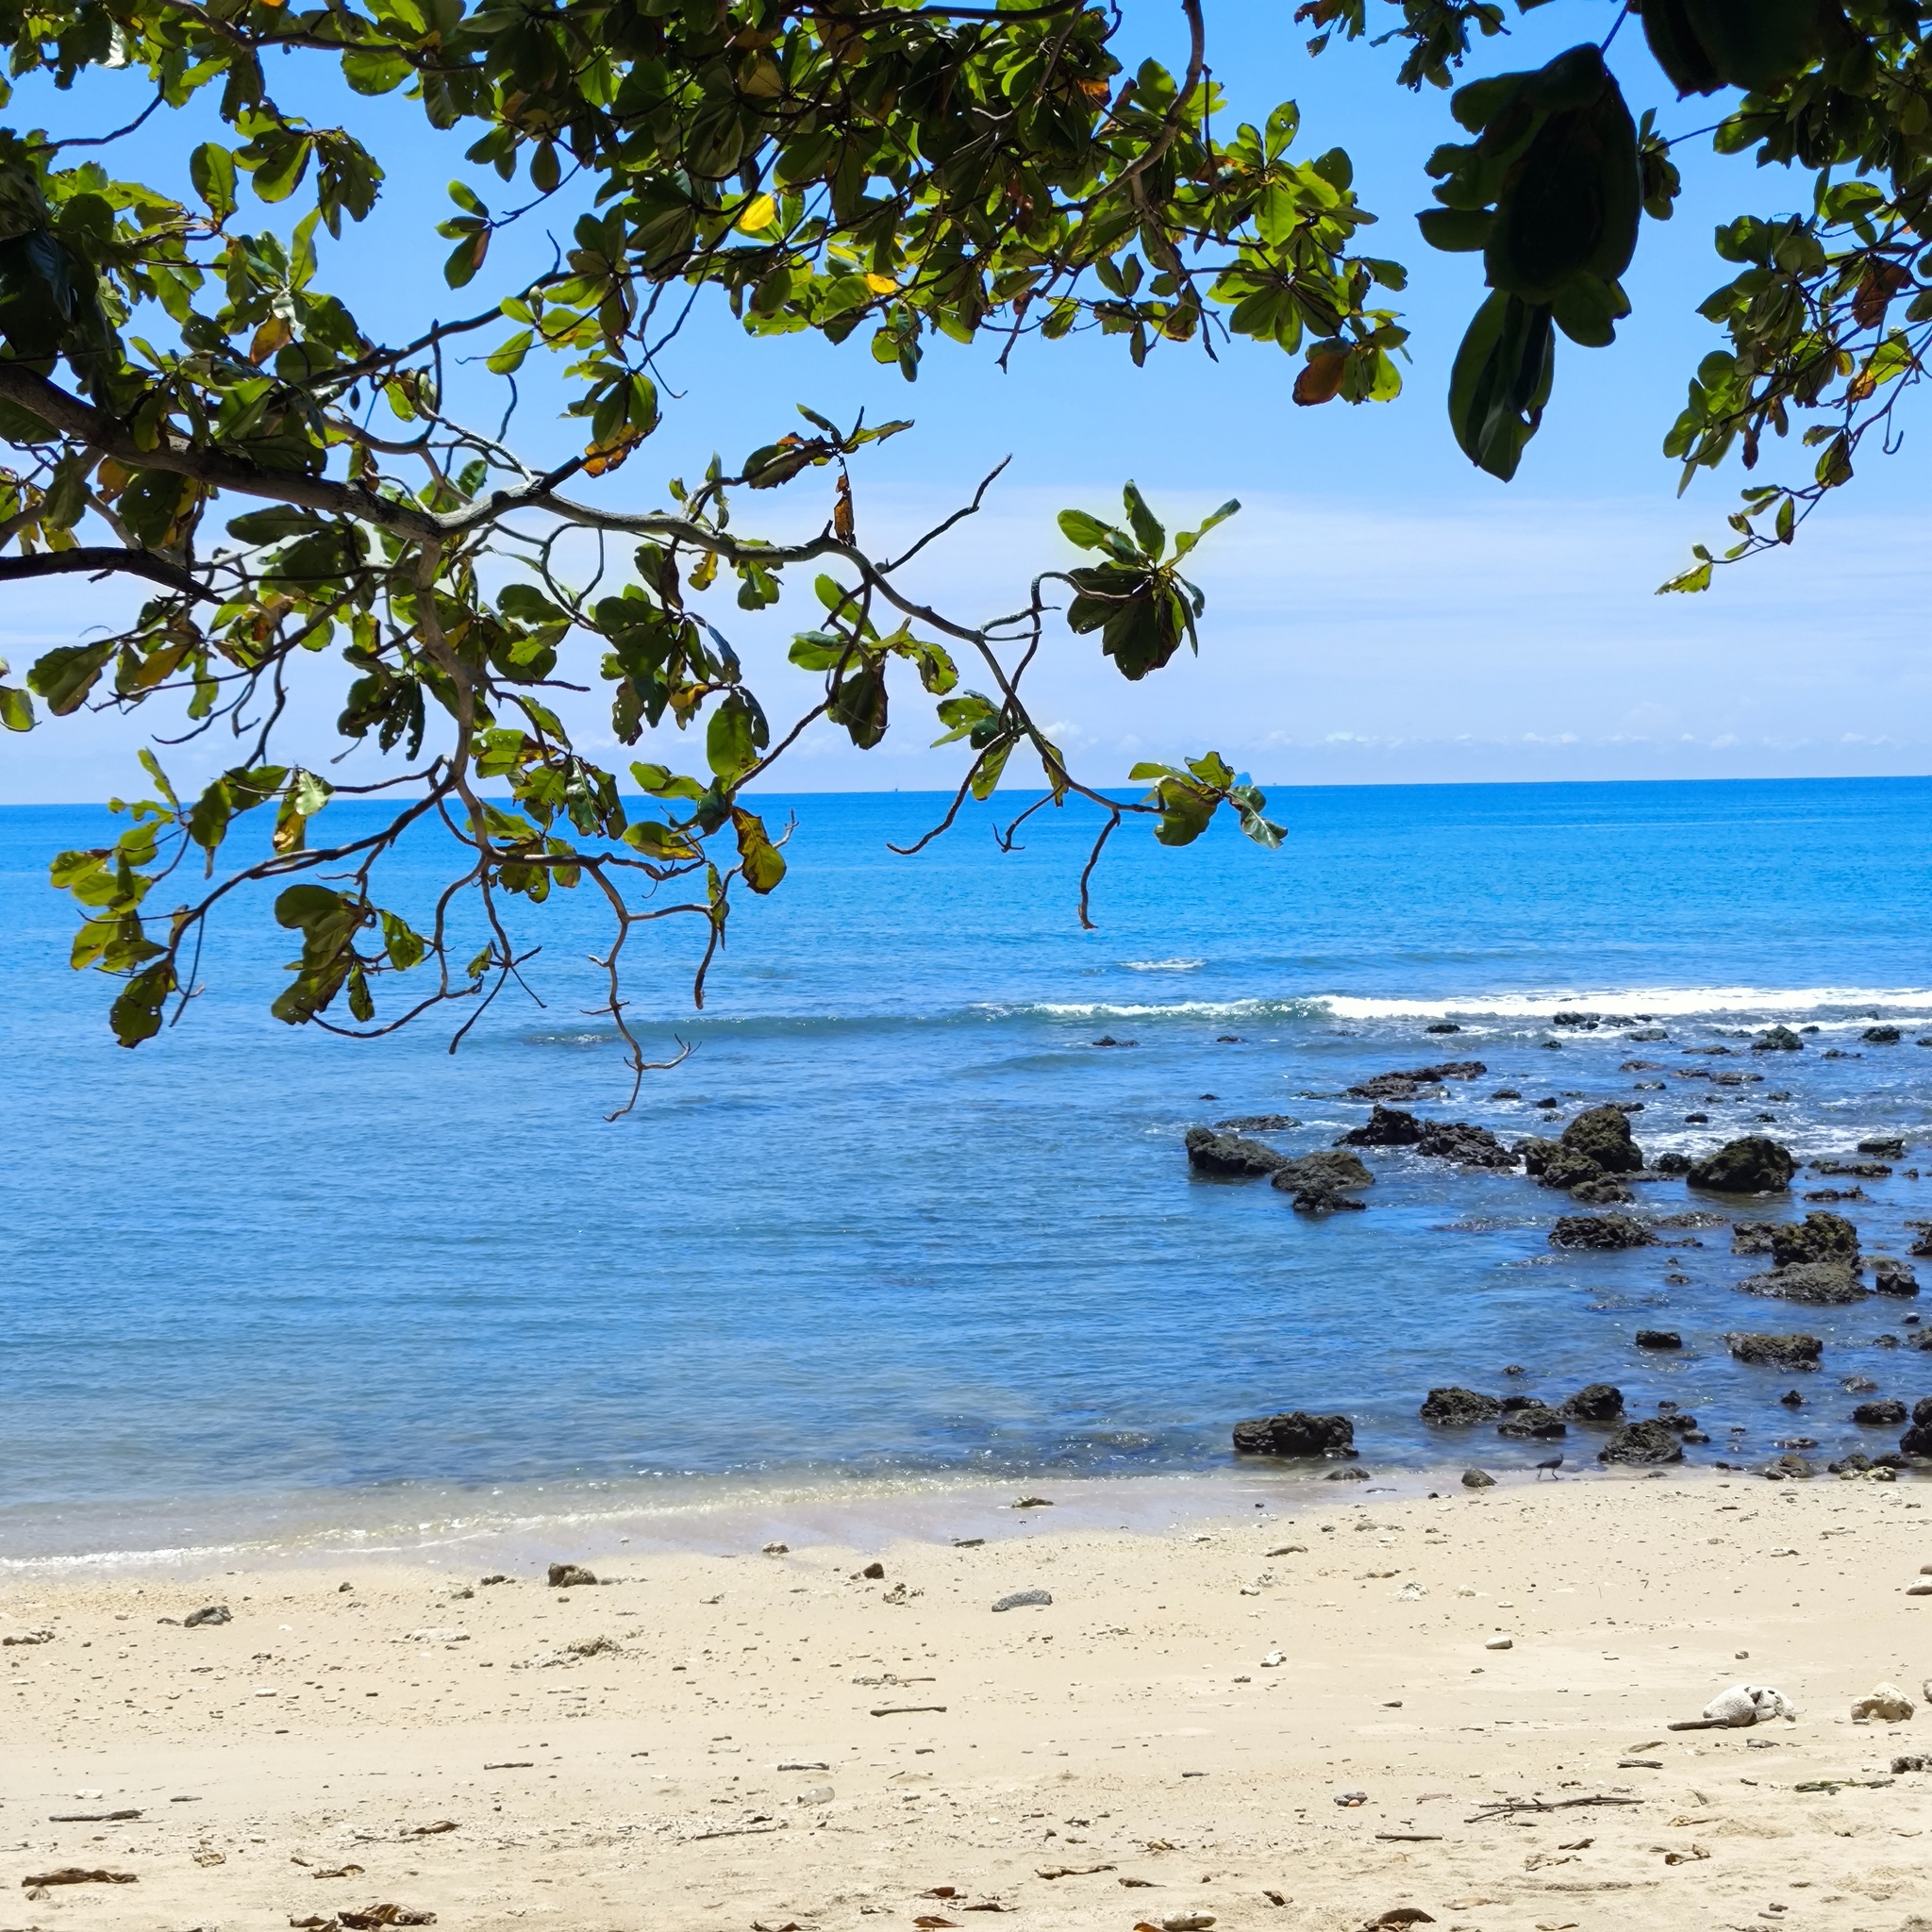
left=250, top=314, right=293, bottom=364
left=737, top=194, right=776, bottom=233
left=864, top=273, right=898, bottom=295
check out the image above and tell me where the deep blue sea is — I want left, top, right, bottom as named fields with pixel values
left=6, top=776, right=1932, bottom=1562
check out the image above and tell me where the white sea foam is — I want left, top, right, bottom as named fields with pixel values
left=1314, top=985, right=1932, bottom=1023
left=1121, top=958, right=1206, bottom=973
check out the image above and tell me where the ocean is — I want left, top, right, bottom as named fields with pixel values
left=4, top=775, right=1932, bottom=1565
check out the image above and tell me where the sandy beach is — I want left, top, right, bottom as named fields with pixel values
left=6, top=1470, right=1932, bottom=1932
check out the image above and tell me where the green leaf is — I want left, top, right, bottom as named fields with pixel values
left=0, top=685, right=32, bottom=732
left=1121, top=482, right=1165, bottom=559
left=731, top=807, right=787, bottom=893
left=190, top=142, right=239, bottom=221
left=705, top=690, right=767, bottom=780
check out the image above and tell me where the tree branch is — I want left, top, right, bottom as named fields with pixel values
left=0, top=545, right=215, bottom=600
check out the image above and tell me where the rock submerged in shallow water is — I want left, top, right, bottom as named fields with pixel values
left=1417, top=1120, right=1518, bottom=1168
left=1772, top=1210, right=1859, bottom=1270
left=1726, top=1331, right=1824, bottom=1370
left=1901, top=1396, right=1932, bottom=1458
left=1570, top=1174, right=1634, bottom=1205
left=1290, top=1184, right=1367, bottom=1216
left=1270, top=1149, right=1374, bottom=1195
left=1599, top=1418, right=1685, bottom=1465
left=1497, top=1403, right=1567, bottom=1439
left=1560, top=1382, right=1624, bottom=1423
left=1549, top=1213, right=1658, bottom=1251
left=1740, top=1261, right=1867, bottom=1306
left=1560, top=1104, right=1645, bottom=1174
left=1344, top=1060, right=1488, bottom=1100
left=1214, top=1113, right=1301, bottom=1132
left=1635, top=1328, right=1683, bottom=1349
left=1874, top=1257, right=1920, bottom=1297
left=1753, top=1025, right=1805, bottom=1052
left=1688, top=1136, right=1798, bottom=1193
left=1231, top=1410, right=1356, bottom=1457
left=1854, top=1399, right=1908, bottom=1425
left=1338, top=1104, right=1422, bottom=1147
left=1185, top=1126, right=1289, bottom=1177
left=1420, top=1386, right=1503, bottom=1425
left=1863, top=1024, right=1903, bottom=1044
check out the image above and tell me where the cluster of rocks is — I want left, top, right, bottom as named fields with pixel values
left=1343, top=1060, right=1488, bottom=1102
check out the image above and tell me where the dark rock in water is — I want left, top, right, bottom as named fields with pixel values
left=1874, top=1257, right=1920, bottom=1297
left=1271, top=1149, right=1374, bottom=1194
left=1844, top=1375, right=1881, bottom=1392
left=1345, top=1060, right=1488, bottom=1100
left=1338, top=1104, right=1423, bottom=1147
left=1822, top=1048, right=1860, bottom=1059
left=1539, top=1038, right=1565, bottom=1049
left=1760, top=1453, right=1817, bottom=1480
left=1417, top=1120, right=1518, bottom=1169
left=1425, top=1021, right=1461, bottom=1034
left=1739, top=1261, right=1866, bottom=1306
left=1688, top=1136, right=1797, bottom=1194
left=1569, top=1174, right=1634, bottom=1205
left=1635, top=1329, right=1683, bottom=1350
left=1902, top=1396, right=1932, bottom=1458
left=1185, top=1126, right=1290, bottom=1177
left=1560, top=1382, right=1625, bottom=1423
left=1599, top=1418, right=1684, bottom=1465
left=1875, top=1333, right=1903, bottom=1349
left=1753, top=1025, right=1805, bottom=1053
left=1725, top=1331, right=1824, bottom=1369
left=1653, top=1151, right=1693, bottom=1176
left=1561, top=1104, right=1645, bottom=1174
left=1913, top=1231, right=1932, bottom=1260
left=1806, top=1186, right=1868, bottom=1202
left=1503, top=1363, right=1527, bottom=1375
left=1091, top=1036, right=1138, bottom=1047
left=1863, top=1024, right=1903, bottom=1044
left=1854, top=1399, right=1908, bottom=1425
left=1214, top=1113, right=1301, bottom=1132
left=1779, top=1388, right=1807, bottom=1407
left=1232, top=1410, right=1357, bottom=1457
left=1772, top=1210, right=1859, bottom=1270
left=1859, top=1138, right=1907, bottom=1158
left=1553, top=1010, right=1600, bottom=1028
left=1732, top=1222, right=1778, bottom=1256
left=1683, top=1044, right=1734, bottom=1057
left=1626, top=1027, right=1669, bottom=1042
left=1497, top=1404, right=1567, bottom=1439
left=1291, top=1184, right=1367, bottom=1216
left=1684, top=1112, right=1710, bottom=1124
left=1497, top=1391, right=1543, bottom=1411
left=1541, top=1148, right=1607, bottom=1191
left=1420, top=1387, right=1504, bottom=1425
left=1814, top=1158, right=1892, bottom=1178
left=1517, top=1135, right=1561, bottom=1177
left=1460, top=1467, right=1496, bottom=1489
left=1549, top=1213, right=1658, bottom=1251
left=1657, top=1407, right=1703, bottom=1434
left=1491, top=1088, right=1523, bottom=1099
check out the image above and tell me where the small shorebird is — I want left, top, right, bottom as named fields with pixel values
left=1535, top=1453, right=1564, bottom=1480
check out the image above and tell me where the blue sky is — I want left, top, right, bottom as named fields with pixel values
left=6, top=0, right=1928, bottom=800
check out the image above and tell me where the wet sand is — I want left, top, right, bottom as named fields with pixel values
left=6, top=1471, right=1932, bottom=1931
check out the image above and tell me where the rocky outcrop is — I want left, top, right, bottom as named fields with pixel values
left=1813, top=1158, right=1891, bottom=1178
left=1874, top=1257, right=1920, bottom=1297
left=1635, top=1329, right=1683, bottom=1349
left=1560, top=1382, right=1624, bottom=1423
left=1772, top=1209, right=1859, bottom=1270
left=1753, top=1025, right=1804, bottom=1052
left=1560, top=1105, right=1644, bottom=1174
left=1417, top=1120, right=1518, bottom=1168
left=1653, top=1151, right=1693, bottom=1176
left=1731, top=1222, right=1777, bottom=1256
left=1339, top=1105, right=1422, bottom=1147
left=1739, top=1261, right=1866, bottom=1306
left=1902, top=1396, right=1932, bottom=1458
left=1270, top=1149, right=1374, bottom=1194
left=1688, top=1136, right=1797, bottom=1193
left=1549, top=1213, right=1658, bottom=1250
left=1214, top=1113, right=1300, bottom=1132
left=1420, top=1387, right=1503, bottom=1425
left=1853, top=1399, right=1908, bottom=1425
left=1185, top=1126, right=1289, bottom=1177
left=1863, top=1024, right=1903, bottom=1044
left=1497, top=1404, right=1567, bottom=1439
left=1290, top=1185, right=1367, bottom=1216
left=1726, top=1331, right=1824, bottom=1370
left=1232, top=1411, right=1356, bottom=1457
left=1858, top=1137, right=1907, bottom=1158
left=1570, top=1175, right=1634, bottom=1205
left=1598, top=1418, right=1685, bottom=1465
left=1345, top=1061, right=1487, bottom=1101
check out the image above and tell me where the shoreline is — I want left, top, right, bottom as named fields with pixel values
left=0, top=1456, right=1819, bottom=1583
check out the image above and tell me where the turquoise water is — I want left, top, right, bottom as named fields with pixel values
left=4, top=776, right=1932, bottom=1557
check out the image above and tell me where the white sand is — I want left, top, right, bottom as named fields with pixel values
left=6, top=1471, right=1932, bottom=1930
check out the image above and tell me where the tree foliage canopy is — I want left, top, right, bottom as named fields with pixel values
left=0, top=0, right=1924, bottom=1102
